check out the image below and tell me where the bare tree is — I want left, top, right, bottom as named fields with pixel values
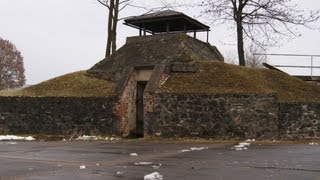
left=98, top=0, right=126, bottom=57
left=245, top=45, right=267, bottom=68
left=97, top=0, right=180, bottom=58
left=224, top=46, right=267, bottom=68
left=0, top=37, right=26, bottom=90
left=201, top=0, right=320, bottom=66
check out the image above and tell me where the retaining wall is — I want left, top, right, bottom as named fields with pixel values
left=0, top=94, right=319, bottom=140
left=279, top=103, right=320, bottom=140
left=0, top=97, right=116, bottom=135
left=146, top=93, right=279, bottom=139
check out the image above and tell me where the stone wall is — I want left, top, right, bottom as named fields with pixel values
left=1, top=94, right=320, bottom=140
left=279, top=103, right=320, bottom=140
left=146, top=93, right=279, bottom=139
left=0, top=96, right=116, bottom=135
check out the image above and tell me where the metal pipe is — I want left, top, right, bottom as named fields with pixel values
left=273, top=65, right=320, bottom=68
left=311, top=56, right=314, bottom=77
left=254, top=53, right=320, bottom=57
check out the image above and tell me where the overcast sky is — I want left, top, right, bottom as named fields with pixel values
left=0, top=0, right=319, bottom=84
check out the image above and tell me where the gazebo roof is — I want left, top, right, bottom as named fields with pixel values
left=124, top=10, right=210, bottom=33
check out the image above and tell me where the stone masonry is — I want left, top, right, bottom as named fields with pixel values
left=145, top=93, right=279, bottom=139
left=279, top=103, right=320, bottom=140
left=0, top=96, right=115, bottom=136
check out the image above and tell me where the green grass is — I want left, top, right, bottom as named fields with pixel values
left=161, top=61, right=320, bottom=102
left=0, top=71, right=114, bottom=97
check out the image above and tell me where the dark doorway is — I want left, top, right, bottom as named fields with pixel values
left=136, top=81, right=147, bottom=137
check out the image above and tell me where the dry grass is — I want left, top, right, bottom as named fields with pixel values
left=161, top=61, right=320, bottom=102
left=1, top=61, right=319, bottom=102
left=0, top=71, right=114, bottom=97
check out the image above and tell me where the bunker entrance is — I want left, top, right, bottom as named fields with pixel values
left=135, top=81, right=147, bottom=138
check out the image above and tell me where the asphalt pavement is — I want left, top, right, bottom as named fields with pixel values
left=0, top=140, right=319, bottom=180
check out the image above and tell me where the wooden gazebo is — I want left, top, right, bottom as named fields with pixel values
left=124, top=10, right=210, bottom=42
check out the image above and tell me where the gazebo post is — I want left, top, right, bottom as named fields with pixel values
left=194, top=30, right=197, bottom=39
left=206, top=29, right=209, bottom=43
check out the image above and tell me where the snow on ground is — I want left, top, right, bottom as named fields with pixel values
left=231, top=140, right=252, bottom=151
left=180, top=147, right=209, bottom=153
left=152, top=164, right=162, bottom=169
left=116, top=171, right=125, bottom=176
left=134, top=162, right=153, bottom=165
left=190, top=147, right=208, bottom=151
left=79, top=165, right=86, bottom=169
left=144, top=172, right=163, bottom=180
left=75, top=135, right=120, bottom=141
left=246, top=139, right=255, bottom=142
left=309, top=142, right=319, bottom=145
left=0, top=135, right=35, bottom=141
left=130, top=153, right=138, bottom=156
left=75, top=135, right=99, bottom=140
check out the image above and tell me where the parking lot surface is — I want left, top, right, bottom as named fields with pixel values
left=0, top=140, right=320, bottom=179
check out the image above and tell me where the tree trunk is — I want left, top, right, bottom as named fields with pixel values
left=236, top=20, right=246, bottom=66
left=105, top=0, right=115, bottom=58
left=111, top=0, right=119, bottom=54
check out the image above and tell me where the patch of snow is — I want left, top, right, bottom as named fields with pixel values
left=96, top=163, right=100, bottom=166
left=25, top=136, right=35, bottom=141
left=76, top=135, right=98, bottom=140
left=309, top=142, right=319, bottom=145
left=180, top=147, right=209, bottom=153
left=0, top=135, right=35, bottom=141
left=246, top=139, right=255, bottom=142
left=110, top=137, right=120, bottom=141
left=180, top=149, right=191, bottom=153
left=239, top=142, right=251, bottom=146
left=152, top=164, right=162, bottom=169
left=190, top=147, right=209, bottom=151
left=6, top=142, right=18, bottom=145
left=116, top=171, right=124, bottom=176
left=232, top=141, right=251, bottom=151
left=75, top=135, right=120, bottom=141
left=134, top=162, right=153, bottom=165
left=235, top=147, right=244, bottom=151
left=130, top=153, right=138, bottom=156
left=144, top=172, right=164, bottom=180
left=79, top=165, right=86, bottom=169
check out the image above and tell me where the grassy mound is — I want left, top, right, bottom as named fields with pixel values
left=0, top=71, right=114, bottom=97
left=161, top=62, right=320, bottom=102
